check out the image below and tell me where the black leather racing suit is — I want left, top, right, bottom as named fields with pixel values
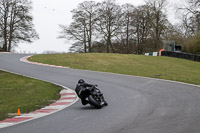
left=75, top=82, right=94, bottom=105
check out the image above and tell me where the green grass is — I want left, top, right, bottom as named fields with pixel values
left=29, top=53, right=200, bottom=85
left=0, top=71, right=62, bottom=120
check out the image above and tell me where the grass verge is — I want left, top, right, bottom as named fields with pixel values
left=0, top=70, right=62, bottom=120
left=29, top=53, right=200, bottom=85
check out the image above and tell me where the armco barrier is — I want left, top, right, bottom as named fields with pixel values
left=161, top=51, right=200, bottom=62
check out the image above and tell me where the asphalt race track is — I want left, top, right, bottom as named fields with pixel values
left=1, top=53, right=200, bottom=133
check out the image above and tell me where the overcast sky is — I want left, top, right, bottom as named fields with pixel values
left=15, top=0, right=180, bottom=54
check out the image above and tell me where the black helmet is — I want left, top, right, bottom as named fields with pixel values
left=78, top=79, right=85, bottom=84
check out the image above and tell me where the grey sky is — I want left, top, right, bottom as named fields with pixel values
left=15, top=0, right=180, bottom=54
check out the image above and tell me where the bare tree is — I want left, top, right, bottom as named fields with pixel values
left=146, top=0, right=169, bottom=51
left=69, top=41, right=85, bottom=53
left=0, top=3, right=3, bottom=49
left=0, top=0, right=38, bottom=52
left=0, top=0, right=10, bottom=51
left=96, top=0, right=122, bottom=53
left=59, top=1, right=97, bottom=53
left=133, top=5, right=151, bottom=54
left=79, top=1, right=97, bottom=53
left=59, top=21, right=88, bottom=53
left=175, top=0, right=200, bottom=54
left=120, top=4, right=136, bottom=54
left=176, top=0, right=200, bottom=36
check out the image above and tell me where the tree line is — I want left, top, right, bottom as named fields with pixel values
left=59, top=0, right=200, bottom=54
left=0, top=0, right=38, bottom=52
left=1, top=0, right=199, bottom=54
left=59, top=0, right=172, bottom=54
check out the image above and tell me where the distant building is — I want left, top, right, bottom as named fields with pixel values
left=162, top=40, right=182, bottom=52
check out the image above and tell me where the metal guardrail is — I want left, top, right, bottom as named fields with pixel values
left=161, top=51, right=200, bottom=62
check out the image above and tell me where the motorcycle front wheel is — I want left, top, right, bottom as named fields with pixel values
left=88, top=95, right=102, bottom=109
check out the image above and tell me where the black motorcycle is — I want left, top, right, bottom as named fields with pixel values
left=87, top=86, right=108, bottom=109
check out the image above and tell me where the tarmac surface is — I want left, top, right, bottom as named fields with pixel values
left=1, top=53, right=200, bottom=133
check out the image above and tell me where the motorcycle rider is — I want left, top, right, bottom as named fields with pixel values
left=75, top=79, right=107, bottom=106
